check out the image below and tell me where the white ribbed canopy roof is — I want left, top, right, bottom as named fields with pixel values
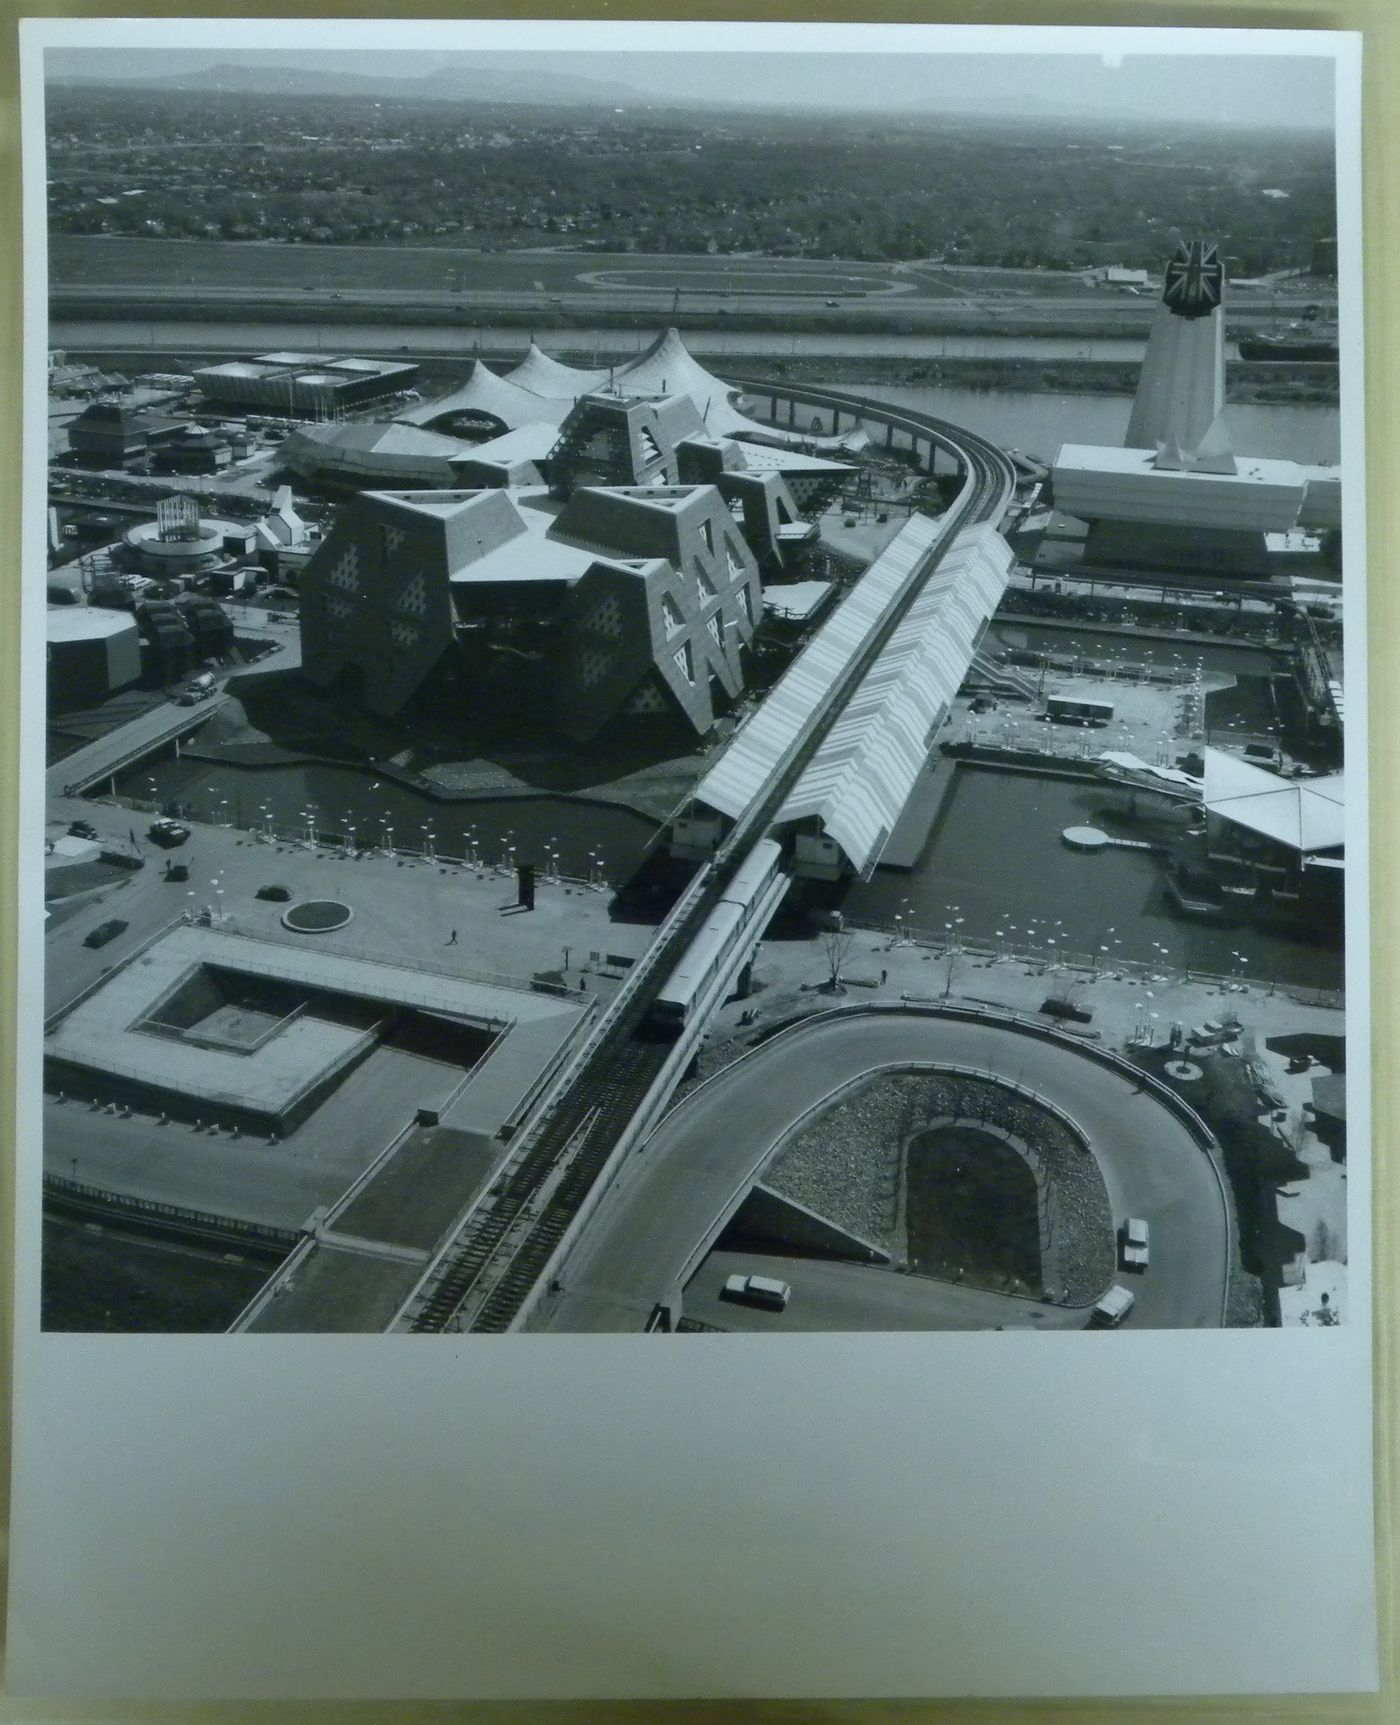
left=696, top=519, right=1012, bottom=872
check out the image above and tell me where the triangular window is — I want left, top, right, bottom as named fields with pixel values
left=660, top=593, right=685, bottom=638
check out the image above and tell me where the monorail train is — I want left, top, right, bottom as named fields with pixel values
left=650, top=839, right=787, bottom=1034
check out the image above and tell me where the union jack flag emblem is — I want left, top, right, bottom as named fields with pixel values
left=1162, top=240, right=1224, bottom=319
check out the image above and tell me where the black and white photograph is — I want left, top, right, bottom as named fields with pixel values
left=31, top=30, right=1361, bottom=1339
left=5, top=15, right=1381, bottom=1704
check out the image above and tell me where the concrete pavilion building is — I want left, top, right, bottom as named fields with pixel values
left=193, top=353, right=419, bottom=418
left=304, top=375, right=848, bottom=551
left=298, top=481, right=764, bottom=743
left=66, top=398, right=187, bottom=469
left=547, top=391, right=845, bottom=573
left=1051, top=240, right=1341, bottom=576
left=46, top=605, right=143, bottom=710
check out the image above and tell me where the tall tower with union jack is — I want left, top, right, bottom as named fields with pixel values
left=1125, top=238, right=1234, bottom=472
left=1161, top=240, right=1225, bottom=320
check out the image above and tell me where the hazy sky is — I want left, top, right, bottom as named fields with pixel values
left=46, top=46, right=1336, bottom=131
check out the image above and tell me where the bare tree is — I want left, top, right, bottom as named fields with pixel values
left=820, top=928, right=855, bottom=993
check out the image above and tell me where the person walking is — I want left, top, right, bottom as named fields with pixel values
left=446, top=929, right=458, bottom=946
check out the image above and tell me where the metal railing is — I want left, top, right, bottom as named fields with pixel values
left=43, top=1173, right=301, bottom=1253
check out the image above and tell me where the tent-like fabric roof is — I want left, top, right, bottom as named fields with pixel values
left=395, top=361, right=574, bottom=431
left=395, top=331, right=862, bottom=451
left=695, top=516, right=1010, bottom=872
left=610, top=327, right=732, bottom=407
left=1203, top=747, right=1345, bottom=853
left=504, top=343, right=609, bottom=397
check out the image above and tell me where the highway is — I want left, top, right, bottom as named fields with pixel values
left=535, top=1010, right=1230, bottom=1334
left=400, top=386, right=1018, bottom=1333
left=48, top=239, right=1330, bottom=334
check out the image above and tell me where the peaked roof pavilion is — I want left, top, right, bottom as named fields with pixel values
left=1203, top=747, right=1345, bottom=854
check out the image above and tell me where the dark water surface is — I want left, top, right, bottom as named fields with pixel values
left=115, top=756, right=658, bottom=883
left=846, top=766, right=1343, bottom=993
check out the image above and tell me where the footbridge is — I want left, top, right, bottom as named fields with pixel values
left=51, top=694, right=229, bottom=799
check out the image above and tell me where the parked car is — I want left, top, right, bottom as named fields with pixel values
left=67, top=819, right=99, bottom=840
left=1088, top=1285, right=1135, bottom=1328
left=1120, top=1218, right=1150, bottom=1272
left=722, top=1273, right=792, bottom=1312
left=147, top=818, right=191, bottom=849
left=83, top=918, right=128, bottom=949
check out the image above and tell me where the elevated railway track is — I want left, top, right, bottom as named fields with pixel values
left=398, top=388, right=1018, bottom=1335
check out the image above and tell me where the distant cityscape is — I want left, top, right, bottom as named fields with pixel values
left=39, top=58, right=1348, bottom=1337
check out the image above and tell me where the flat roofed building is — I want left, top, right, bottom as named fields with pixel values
left=1052, top=442, right=1338, bottom=576
left=46, top=605, right=143, bottom=708
left=193, top=354, right=419, bottom=416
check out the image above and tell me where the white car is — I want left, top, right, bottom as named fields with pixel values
left=1089, top=1285, right=1136, bottom=1328
left=1121, top=1218, right=1150, bottom=1272
left=722, top=1273, right=791, bottom=1312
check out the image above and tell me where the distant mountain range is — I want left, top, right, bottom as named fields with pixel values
left=52, top=60, right=657, bottom=108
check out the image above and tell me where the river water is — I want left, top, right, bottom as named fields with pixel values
left=824, top=383, right=1342, bottom=466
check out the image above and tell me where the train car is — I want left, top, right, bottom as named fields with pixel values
left=650, top=840, right=789, bottom=1034
left=721, top=837, right=785, bottom=922
left=651, top=899, right=746, bottom=1035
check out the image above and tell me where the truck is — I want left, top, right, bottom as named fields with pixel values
left=1046, top=695, right=1114, bottom=727
left=176, top=671, right=217, bottom=706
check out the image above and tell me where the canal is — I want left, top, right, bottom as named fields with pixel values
left=113, top=755, right=659, bottom=884
left=845, top=765, right=1344, bottom=993
left=983, top=621, right=1286, bottom=683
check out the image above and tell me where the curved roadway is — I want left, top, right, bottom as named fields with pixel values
left=533, top=1011, right=1230, bottom=1333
